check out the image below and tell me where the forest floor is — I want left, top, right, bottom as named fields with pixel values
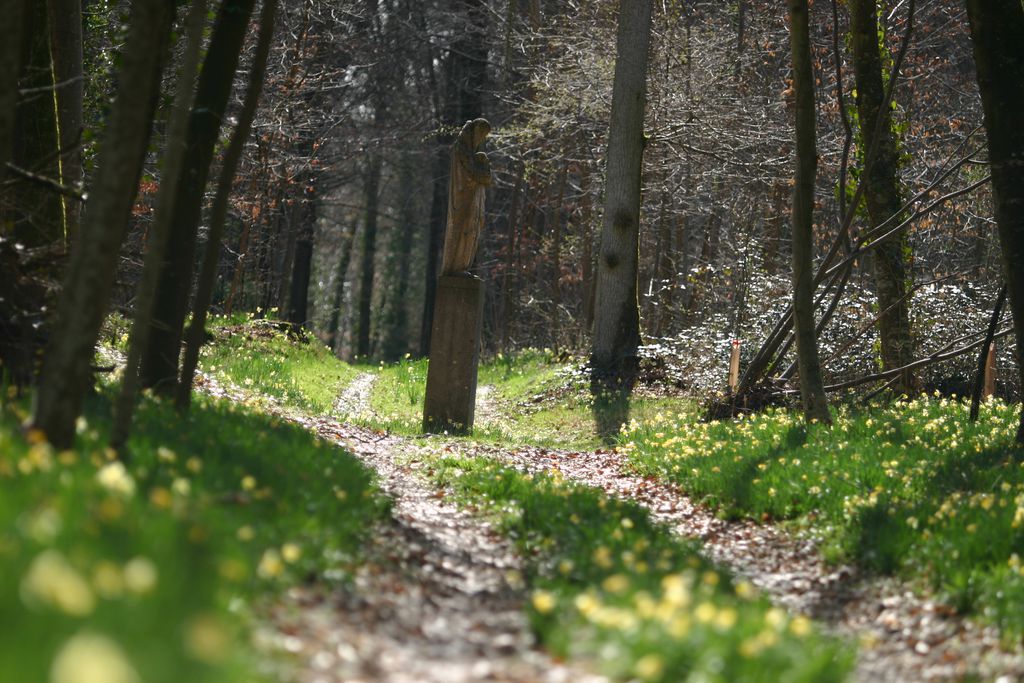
left=9, top=322, right=1024, bottom=682
left=237, top=363, right=1024, bottom=683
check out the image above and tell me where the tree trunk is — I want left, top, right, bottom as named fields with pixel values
left=849, top=0, right=916, bottom=395
left=0, top=0, right=26, bottom=187
left=356, top=154, right=381, bottom=359
left=965, top=0, right=1024, bottom=442
left=550, top=162, right=568, bottom=352
left=327, top=218, right=357, bottom=355
left=788, top=0, right=831, bottom=424
left=12, top=0, right=62, bottom=248
left=47, top=0, right=84, bottom=243
left=591, top=0, right=653, bottom=379
left=381, top=156, right=417, bottom=361
left=176, top=0, right=276, bottom=413
left=108, top=0, right=208, bottom=449
left=287, top=187, right=315, bottom=329
left=140, top=0, right=256, bottom=395
left=31, top=0, right=173, bottom=448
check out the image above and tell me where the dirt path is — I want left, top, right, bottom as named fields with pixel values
left=333, top=373, right=378, bottom=421
left=263, top=418, right=607, bottom=683
left=462, top=440, right=1024, bottom=683
left=213, top=370, right=1024, bottom=682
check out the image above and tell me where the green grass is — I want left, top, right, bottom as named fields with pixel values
left=622, top=396, right=1024, bottom=639
left=1, top=392, right=388, bottom=683
left=430, top=456, right=853, bottom=682
left=200, top=316, right=359, bottom=415
left=365, top=349, right=691, bottom=449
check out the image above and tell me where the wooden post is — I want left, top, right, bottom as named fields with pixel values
left=423, top=275, right=485, bottom=434
left=728, top=339, right=741, bottom=393
left=983, top=341, right=997, bottom=400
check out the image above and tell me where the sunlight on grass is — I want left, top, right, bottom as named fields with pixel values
left=0, top=393, right=388, bottom=683
left=431, top=457, right=853, bottom=682
left=622, top=396, right=1024, bottom=640
left=362, top=349, right=695, bottom=449
left=200, top=315, right=359, bottom=415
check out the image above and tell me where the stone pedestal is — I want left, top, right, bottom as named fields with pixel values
left=423, top=275, right=484, bottom=434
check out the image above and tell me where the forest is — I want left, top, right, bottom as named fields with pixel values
left=3, top=0, right=1024, bottom=681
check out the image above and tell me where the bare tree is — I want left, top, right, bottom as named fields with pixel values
left=590, top=0, right=653, bottom=437
left=591, top=0, right=653, bottom=380
left=177, top=0, right=279, bottom=411
left=110, top=0, right=210, bottom=450
left=788, top=0, right=831, bottom=424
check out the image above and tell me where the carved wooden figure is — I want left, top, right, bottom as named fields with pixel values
left=441, top=118, right=492, bottom=275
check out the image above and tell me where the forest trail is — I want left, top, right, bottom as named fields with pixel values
left=463, top=440, right=1024, bottom=683
left=265, top=417, right=608, bottom=683
left=246, top=376, right=1024, bottom=682
left=332, top=372, right=378, bottom=420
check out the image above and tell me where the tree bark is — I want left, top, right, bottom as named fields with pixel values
left=287, top=186, right=315, bottom=329
left=139, top=0, right=257, bottom=395
left=31, top=0, right=173, bottom=448
left=965, top=0, right=1024, bottom=442
left=788, top=0, right=831, bottom=424
left=591, top=0, right=653, bottom=380
left=849, top=0, right=916, bottom=395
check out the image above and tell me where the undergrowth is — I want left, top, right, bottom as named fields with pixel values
left=200, top=315, right=358, bottom=414
left=0, top=393, right=388, bottom=683
left=622, top=397, right=1024, bottom=639
left=430, top=457, right=853, bottom=682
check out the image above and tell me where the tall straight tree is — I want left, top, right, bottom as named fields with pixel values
left=140, top=0, right=257, bottom=395
left=31, top=0, right=174, bottom=448
left=788, top=0, right=831, bottom=424
left=849, top=0, right=915, bottom=395
left=965, top=0, right=1024, bottom=441
left=357, top=153, right=382, bottom=358
left=177, top=0, right=278, bottom=412
left=109, top=0, right=209, bottom=450
left=590, top=0, right=653, bottom=383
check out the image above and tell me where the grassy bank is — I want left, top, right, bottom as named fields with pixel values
left=622, top=397, right=1024, bottom=639
left=366, top=349, right=687, bottom=449
left=0, top=394, right=388, bottom=683
left=430, top=456, right=853, bottom=682
left=200, top=315, right=359, bottom=415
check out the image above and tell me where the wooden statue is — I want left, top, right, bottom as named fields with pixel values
left=441, top=118, right=492, bottom=275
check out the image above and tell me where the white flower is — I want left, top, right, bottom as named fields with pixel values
left=96, top=462, right=136, bottom=498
